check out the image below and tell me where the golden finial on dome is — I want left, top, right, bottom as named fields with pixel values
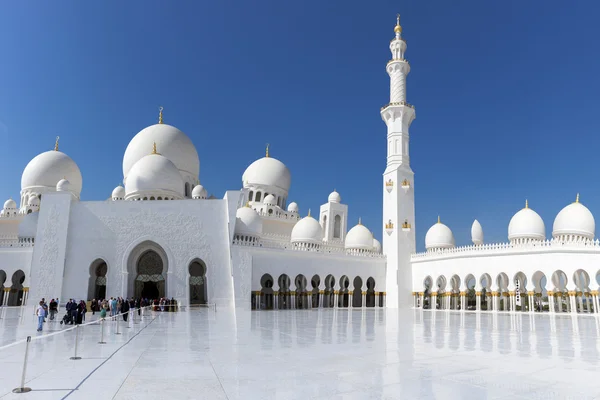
left=358, top=217, right=362, bottom=225
left=151, top=142, right=159, bottom=155
left=266, top=143, right=270, bottom=158
left=576, top=193, right=580, bottom=203
left=308, top=208, right=311, bottom=217
left=54, top=136, right=60, bottom=151
left=525, top=199, right=529, bottom=209
left=158, top=106, right=164, bottom=124
left=394, top=14, right=402, bottom=34
left=437, top=215, right=440, bottom=224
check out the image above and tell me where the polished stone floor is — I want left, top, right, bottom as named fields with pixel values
left=0, top=307, right=599, bottom=399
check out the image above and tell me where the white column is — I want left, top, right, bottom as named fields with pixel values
left=569, top=292, right=577, bottom=314
left=362, top=292, right=366, bottom=308
left=548, top=292, right=555, bottom=314
left=585, top=293, right=591, bottom=313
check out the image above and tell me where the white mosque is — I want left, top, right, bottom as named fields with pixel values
left=0, top=17, right=598, bottom=315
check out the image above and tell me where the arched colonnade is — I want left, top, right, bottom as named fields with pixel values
left=414, top=269, right=600, bottom=314
left=251, top=273, right=385, bottom=310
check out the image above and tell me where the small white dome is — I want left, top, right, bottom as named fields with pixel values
left=243, top=156, right=291, bottom=193
left=291, top=214, right=323, bottom=244
left=112, top=185, right=125, bottom=200
left=125, top=152, right=184, bottom=199
left=508, top=202, right=545, bottom=242
left=328, top=190, right=341, bottom=203
left=345, top=221, right=374, bottom=250
left=373, top=238, right=382, bottom=253
left=18, top=212, right=39, bottom=238
left=287, top=202, right=298, bottom=213
left=235, top=206, right=263, bottom=236
left=263, top=194, right=276, bottom=205
left=27, top=196, right=40, bottom=207
left=3, top=199, right=16, bottom=209
left=192, top=185, right=207, bottom=199
left=123, top=123, right=199, bottom=182
left=425, top=218, right=455, bottom=250
left=21, top=150, right=82, bottom=197
left=56, top=178, right=70, bottom=192
left=552, top=197, right=595, bottom=239
left=471, top=219, right=483, bottom=245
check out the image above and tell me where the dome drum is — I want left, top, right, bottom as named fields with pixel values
left=247, top=185, right=288, bottom=209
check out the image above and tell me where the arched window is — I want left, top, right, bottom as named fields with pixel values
left=249, top=191, right=254, bottom=201
left=185, top=183, right=190, bottom=197
left=333, top=215, right=341, bottom=239
left=255, top=192, right=262, bottom=202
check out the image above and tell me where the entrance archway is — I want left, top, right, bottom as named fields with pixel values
left=8, top=270, right=25, bottom=306
left=127, top=241, right=168, bottom=300
left=87, top=259, right=107, bottom=301
left=189, top=259, right=207, bottom=305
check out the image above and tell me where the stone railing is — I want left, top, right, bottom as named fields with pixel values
left=381, top=101, right=414, bottom=110
left=411, top=238, right=600, bottom=261
left=232, top=236, right=385, bottom=259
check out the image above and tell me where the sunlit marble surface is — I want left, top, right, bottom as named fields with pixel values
left=1, top=307, right=600, bottom=399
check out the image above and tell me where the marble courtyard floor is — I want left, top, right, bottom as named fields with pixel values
left=0, top=308, right=599, bottom=400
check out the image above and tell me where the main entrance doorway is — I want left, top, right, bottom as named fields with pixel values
left=135, top=250, right=165, bottom=300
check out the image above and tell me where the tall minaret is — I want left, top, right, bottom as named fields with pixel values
left=381, top=15, right=416, bottom=309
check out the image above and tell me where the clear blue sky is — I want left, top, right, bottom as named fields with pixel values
left=1, top=1, right=599, bottom=251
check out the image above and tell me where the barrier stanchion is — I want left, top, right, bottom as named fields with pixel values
left=70, top=325, right=82, bottom=360
left=115, top=314, right=121, bottom=335
left=12, top=336, right=32, bottom=393
left=98, top=318, right=106, bottom=344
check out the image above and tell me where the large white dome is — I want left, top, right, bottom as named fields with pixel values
left=287, top=202, right=299, bottom=213
left=235, top=206, right=263, bottom=236
left=242, top=156, right=291, bottom=193
left=508, top=202, right=545, bottom=242
left=21, top=150, right=82, bottom=197
left=552, top=197, right=595, bottom=240
left=291, top=215, right=323, bottom=244
left=125, top=152, right=184, bottom=199
left=425, top=218, right=455, bottom=250
left=471, top=219, right=483, bottom=245
left=345, top=221, right=374, bottom=250
left=123, top=123, right=199, bottom=182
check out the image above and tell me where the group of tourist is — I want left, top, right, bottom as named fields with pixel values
left=34, top=296, right=179, bottom=332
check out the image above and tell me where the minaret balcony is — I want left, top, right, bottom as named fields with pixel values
left=381, top=101, right=414, bottom=111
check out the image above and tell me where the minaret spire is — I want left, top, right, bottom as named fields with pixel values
left=381, top=14, right=416, bottom=309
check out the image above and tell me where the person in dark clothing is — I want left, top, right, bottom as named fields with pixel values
left=66, top=299, right=76, bottom=324
left=49, top=299, right=58, bottom=320
left=121, top=298, right=129, bottom=321
left=136, top=298, right=141, bottom=316
left=91, top=299, right=98, bottom=315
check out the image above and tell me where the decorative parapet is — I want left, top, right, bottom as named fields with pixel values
left=232, top=236, right=385, bottom=259
left=411, top=238, right=600, bottom=261
left=0, top=237, right=34, bottom=248
left=255, top=209, right=301, bottom=222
